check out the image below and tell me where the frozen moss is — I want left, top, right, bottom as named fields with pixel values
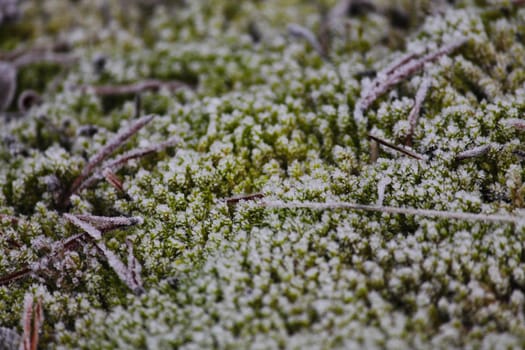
left=2, top=0, right=525, bottom=349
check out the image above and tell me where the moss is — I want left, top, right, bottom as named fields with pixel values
left=2, top=0, right=525, bottom=349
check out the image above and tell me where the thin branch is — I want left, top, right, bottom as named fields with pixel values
left=20, top=294, right=33, bottom=350
left=0, top=41, right=70, bottom=61
left=63, top=214, right=144, bottom=294
left=287, top=23, right=326, bottom=58
left=126, top=239, right=144, bottom=294
left=502, top=118, right=525, bottom=131
left=12, top=52, right=77, bottom=69
left=0, top=212, right=142, bottom=286
left=0, top=61, right=17, bottom=112
left=102, top=168, right=126, bottom=194
left=368, top=133, right=425, bottom=160
left=78, top=79, right=190, bottom=96
left=406, top=77, right=431, bottom=146
left=259, top=201, right=522, bottom=224
left=354, top=39, right=466, bottom=123
left=378, top=52, right=418, bottom=78
left=67, top=114, right=155, bottom=198
left=225, top=193, right=265, bottom=205
left=72, top=214, right=143, bottom=233
left=77, top=136, right=180, bottom=192
left=455, top=144, right=492, bottom=161
left=64, top=213, right=102, bottom=240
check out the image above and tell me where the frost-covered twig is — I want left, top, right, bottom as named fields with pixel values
left=354, top=39, right=466, bottom=123
left=78, top=79, right=190, bottom=96
left=455, top=144, right=492, bottom=161
left=368, top=133, right=425, bottom=160
left=125, top=239, right=143, bottom=294
left=259, top=201, right=522, bottom=224
left=12, top=52, right=77, bottom=69
left=502, top=118, right=525, bottom=131
left=406, top=77, right=431, bottom=146
left=225, top=193, right=265, bottom=205
left=288, top=23, right=326, bottom=58
left=77, top=136, right=180, bottom=192
left=67, top=114, right=155, bottom=198
left=20, top=294, right=43, bottom=350
left=64, top=214, right=144, bottom=294
left=72, top=214, right=143, bottom=233
left=0, top=61, right=16, bottom=111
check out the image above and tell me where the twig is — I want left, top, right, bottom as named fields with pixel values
left=259, top=200, right=522, bottom=224
left=125, top=239, right=144, bottom=294
left=67, top=114, right=155, bottom=199
left=0, top=212, right=143, bottom=286
left=455, top=144, right=492, bottom=161
left=354, top=39, right=466, bottom=123
left=287, top=23, right=326, bottom=58
left=72, top=214, right=143, bottom=233
left=502, top=118, right=525, bottom=131
left=64, top=214, right=144, bottom=294
left=20, top=294, right=43, bottom=350
left=12, top=52, right=77, bottom=69
left=77, top=136, right=180, bottom=192
left=406, top=77, right=431, bottom=146
left=225, top=193, right=265, bottom=205
left=0, top=61, right=16, bottom=111
left=77, top=79, right=189, bottom=97
left=368, top=133, right=425, bottom=160
left=0, top=41, right=70, bottom=61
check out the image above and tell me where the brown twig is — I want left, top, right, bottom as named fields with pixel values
left=502, top=118, right=525, bottom=131
left=67, top=114, right=155, bottom=200
left=64, top=214, right=144, bottom=295
left=0, top=214, right=142, bottom=286
left=77, top=79, right=190, bottom=97
left=455, top=144, right=492, bottom=161
left=77, top=136, right=180, bottom=193
left=12, top=52, right=77, bottom=69
left=368, top=133, right=425, bottom=160
left=287, top=23, right=326, bottom=58
left=354, top=39, right=467, bottom=123
left=225, top=193, right=265, bottom=205
left=20, top=294, right=43, bottom=350
left=406, top=77, right=431, bottom=146
left=0, top=61, right=17, bottom=111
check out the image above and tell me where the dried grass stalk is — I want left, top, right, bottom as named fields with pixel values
left=354, top=39, right=466, bottom=123
left=259, top=200, right=522, bottom=224
left=68, top=114, right=155, bottom=198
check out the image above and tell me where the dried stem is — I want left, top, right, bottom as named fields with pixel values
left=368, top=133, right=425, bottom=160
left=64, top=214, right=144, bottom=294
left=72, top=214, right=143, bottom=233
left=67, top=114, right=155, bottom=198
left=259, top=201, right=522, bottom=224
left=455, top=144, right=492, bottom=161
left=13, top=52, right=77, bottom=69
left=0, top=41, right=70, bottom=61
left=502, top=118, right=525, bottom=131
left=20, top=294, right=43, bottom=350
left=354, top=39, right=466, bottom=123
left=406, top=77, right=431, bottom=146
left=225, top=193, right=265, bottom=205
left=288, top=23, right=326, bottom=58
left=78, top=79, right=190, bottom=96
left=77, top=136, right=180, bottom=192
